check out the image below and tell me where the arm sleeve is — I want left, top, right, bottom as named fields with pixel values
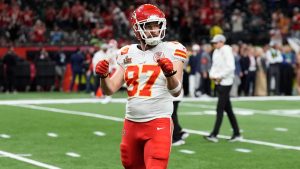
left=169, top=42, right=187, bottom=63
left=116, top=46, right=130, bottom=70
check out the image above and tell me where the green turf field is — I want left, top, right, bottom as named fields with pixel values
left=0, top=92, right=299, bottom=169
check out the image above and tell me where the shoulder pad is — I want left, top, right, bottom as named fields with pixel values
left=167, top=41, right=187, bottom=60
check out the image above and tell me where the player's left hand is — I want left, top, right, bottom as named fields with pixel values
left=157, top=58, right=177, bottom=77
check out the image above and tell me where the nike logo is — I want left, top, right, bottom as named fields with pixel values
left=157, top=127, right=164, bottom=130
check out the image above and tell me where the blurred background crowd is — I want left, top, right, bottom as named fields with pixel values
left=1, top=0, right=300, bottom=96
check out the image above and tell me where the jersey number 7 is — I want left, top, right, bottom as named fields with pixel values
left=125, top=65, right=161, bottom=97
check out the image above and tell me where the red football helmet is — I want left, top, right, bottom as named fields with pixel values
left=130, top=4, right=166, bottom=46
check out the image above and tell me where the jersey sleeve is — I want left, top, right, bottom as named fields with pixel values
left=116, top=45, right=130, bottom=70
left=167, top=41, right=187, bottom=63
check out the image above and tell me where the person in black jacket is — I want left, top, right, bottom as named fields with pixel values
left=69, top=48, right=85, bottom=92
left=3, top=47, right=19, bottom=93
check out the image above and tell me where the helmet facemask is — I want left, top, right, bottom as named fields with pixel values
left=133, top=17, right=166, bottom=46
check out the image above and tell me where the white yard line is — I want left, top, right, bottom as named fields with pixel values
left=1, top=98, right=299, bottom=118
left=65, top=152, right=80, bottom=158
left=0, top=96, right=300, bottom=105
left=11, top=104, right=300, bottom=151
left=182, top=103, right=300, bottom=118
left=16, top=104, right=123, bottom=122
left=94, top=131, right=106, bottom=136
left=184, top=129, right=300, bottom=151
left=0, top=153, right=31, bottom=157
left=178, top=149, right=195, bottom=154
left=0, top=134, right=11, bottom=139
left=0, top=150, right=61, bottom=169
left=235, top=148, right=252, bottom=153
left=0, top=98, right=127, bottom=105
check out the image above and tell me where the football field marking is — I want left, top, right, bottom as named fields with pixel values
left=47, top=133, right=58, bottom=137
left=94, top=131, right=106, bottom=136
left=182, top=103, right=300, bottom=118
left=184, top=129, right=300, bottom=151
left=235, top=148, right=252, bottom=153
left=178, top=149, right=195, bottom=154
left=0, top=150, right=61, bottom=169
left=11, top=104, right=300, bottom=151
left=181, top=110, right=254, bottom=116
left=274, top=128, right=288, bottom=132
left=16, top=104, right=124, bottom=122
left=0, top=153, right=31, bottom=157
left=1, top=98, right=299, bottom=117
left=66, top=152, right=80, bottom=158
left=0, top=134, right=11, bottom=139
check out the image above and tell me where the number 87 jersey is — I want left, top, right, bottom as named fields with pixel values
left=116, top=41, right=187, bottom=122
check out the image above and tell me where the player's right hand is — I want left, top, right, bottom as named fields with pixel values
left=95, top=60, right=109, bottom=78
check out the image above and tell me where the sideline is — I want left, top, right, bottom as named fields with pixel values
left=0, top=150, right=61, bottom=169
left=0, top=96, right=300, bottom=105
left=1, top=97, right=299, bottom=118
left=182, top=103, right=300, bottom=118
left=12, top=104, right=300, bottom=151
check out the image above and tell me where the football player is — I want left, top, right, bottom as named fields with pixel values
left=95, top=4, right=187, bottom=169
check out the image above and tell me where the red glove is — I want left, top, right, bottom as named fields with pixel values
left=157, top=58, right=177, bottom=77
left=95, top=60, right=109, bottom=78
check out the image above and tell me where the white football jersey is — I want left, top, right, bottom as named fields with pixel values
left=116, top=41, right=187, bottom=122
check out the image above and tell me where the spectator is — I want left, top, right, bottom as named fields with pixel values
left=112, top=6, right=129, bottom=38
left=31, top=19, right=46, bottom=43
left=57, top=2, right=71, bottom=30
left=230, top=44, right=242, bottom=97
left=238, top=44, right=250, bottom=96
left=54, top=47, right=67, bottom=91
left=265, top=42, right=283, bottom=95
left=199, top=44, right=212, bottom=96
left=35, top=48, right=50, bottom=62
left=246, top=46, right=257, bottom=96
left=45, top=4, right=56, bottom=29
left=69, top=48, right=85, bottom=92
left=188, top=44, right=201, bottom=97
left=3, top=47, right=19, bottom=93
left=85, top=47, right=95, bottom=94
left=291, top=7, right=300, bottom=39
left=296, top=52, right=300, bottom=94
left=50, top=25, right=64, bottom=44
left=281, top=45, right=296, bottom=95
left=254, top=47, right=267, bottom=96
left=231, top=9, right=244, bottom=33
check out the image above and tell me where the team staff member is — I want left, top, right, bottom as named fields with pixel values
left=171, top=90, right=189, bottom=146
left=95, top=4, right=186, bottom=168
left=204, top=34, right=242, bottom=143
